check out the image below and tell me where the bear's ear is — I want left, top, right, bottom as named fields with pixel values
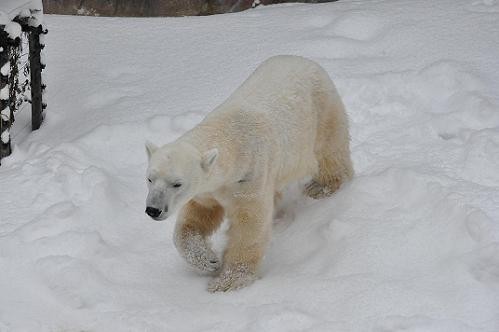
left=201, top=148, right=218, bottom=173
left=145, top=140, right=158, bottom=159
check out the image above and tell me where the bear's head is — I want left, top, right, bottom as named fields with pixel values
left=144, top=141, right=218, bottom=221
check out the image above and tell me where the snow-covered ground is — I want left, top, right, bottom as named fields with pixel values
left=1, top=0, right=499, bottom=330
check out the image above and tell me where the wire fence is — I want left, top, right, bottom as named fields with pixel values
left=8, top=33, right=31, bottom=139
left=0, top=15, right=47, bottom=164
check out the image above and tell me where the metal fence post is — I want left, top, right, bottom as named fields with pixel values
left=0, top=28, right=12, bottom=164
left=29, top=24, right=44, bottom=131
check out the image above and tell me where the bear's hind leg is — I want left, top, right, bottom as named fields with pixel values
left=174, top=199, right=224, bottom=273
left=304, top=151, right=353, bottom=199
left=305, top=95, right=353, bottom=199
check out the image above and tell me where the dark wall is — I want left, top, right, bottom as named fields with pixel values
left=42, top=0, right=336, bottom=17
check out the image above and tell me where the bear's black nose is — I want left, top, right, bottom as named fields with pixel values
left=145, top=207, right=162, bottom=218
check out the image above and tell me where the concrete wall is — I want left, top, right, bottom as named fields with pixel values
left=42, top=0, right=336, bottom=17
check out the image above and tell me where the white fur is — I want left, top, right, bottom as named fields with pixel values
left=146, top=55, right=353, bottom=291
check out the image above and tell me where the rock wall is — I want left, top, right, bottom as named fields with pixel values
left=42, top=0, right=336, bottom=17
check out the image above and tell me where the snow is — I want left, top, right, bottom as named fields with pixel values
left=0, top=128, right=9, bottom=143
left=0, top=61, right=10, bottom=76
left=39, top=32, right=45, bottom=45
left=0, top=0, right=42, bottom=22
left=3, top=21, right=21, bottom=39
left=0, top=85, right=8, bottom=100
left=40, top=52, right=46, bottom=66
left=1, top=0, right=499, bottom=331
left=0, top=0, right=43, bottom=34
left=1, top=106, right=9, bottom=121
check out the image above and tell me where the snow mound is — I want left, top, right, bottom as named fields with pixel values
left=327, top=11, right=386, bottom=41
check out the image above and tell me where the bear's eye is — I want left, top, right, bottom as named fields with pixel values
left=172, top=183, right=182, bottom=188
left=147, top=178, right=152, bottom=183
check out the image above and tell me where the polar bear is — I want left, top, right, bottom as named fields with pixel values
left=145, top=55, right=353, bottom=292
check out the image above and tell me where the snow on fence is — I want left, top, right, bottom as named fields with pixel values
left=0, top=0, right=46, bottom=165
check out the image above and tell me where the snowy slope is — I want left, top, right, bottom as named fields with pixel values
left=1, top=0, right=499, bottom=331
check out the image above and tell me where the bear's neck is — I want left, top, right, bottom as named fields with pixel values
left=178, top=125, right=242, bottom=192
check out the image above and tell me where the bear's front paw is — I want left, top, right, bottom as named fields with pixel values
left=175, top=232, right=221, bottom=273
left=207, top=264, right=257, bottom=292
left=186, top=247, right=222, bottom=273
left=199, top=250, right=222, bottom=272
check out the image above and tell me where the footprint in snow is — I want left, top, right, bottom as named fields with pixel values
left=325, top=11, right=386, bottom=41
left=467, top=243, right=499, bottom=285
left=302, top=15, right=335, bottom=29
left=467, top=0, right=499, bottom=12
